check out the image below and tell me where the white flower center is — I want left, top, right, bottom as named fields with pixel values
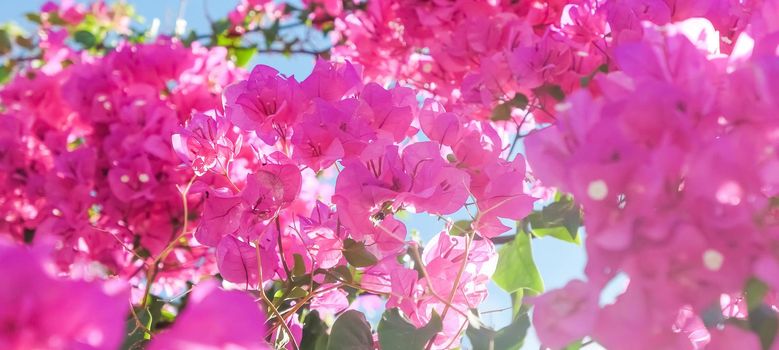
left=587, top=180, right=608, bottom=201
left=702, top=249, right=724, bottom=271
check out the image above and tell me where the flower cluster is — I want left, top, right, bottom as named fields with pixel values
left=8, top=0, right=779, bottom=349
left=527, top=15, right=779, bottom=349
left=0, top=240, right=128, bottom=349
left=0, top=37, right=243, bottom=294
left=326, top=0, right=756, bottom=123
left=172, top=60, right=535, bottom=348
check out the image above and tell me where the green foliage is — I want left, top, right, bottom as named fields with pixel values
left=466, top=312, right=530, bottom=350
left=24, top=13, right=42, bottom=25
left=377, top=308, right=442, bottom=350
left=526, top=193, right=582, bottom=244
left=230, top=46, right=256, bottom=67
left=492, top=230, right=543, bottom=294
left=533, top=84, right=565, bottom=101
left=563, top=340, right=583, bottom=350
left=0, top=29, right=11, bottom=55
left=580, top=64, right=609, bottom=87
left=492, top=93, right=529, bottom=121
left=510, top=289, right=526, bottom=318
left=343, top=238, right=379, bottom=267
left=211, top=19, right=231, bottom=36
left=450, top=220, right=472, bottom=236
left=746, top=278, right=769, bottom=312
left=74, top=30, right=97, bottom=49
left=292, top=253, right=307, bottom=277
left=0, top=64, right=12, bottom=84
left=122, top=296, right=165, bottom=350
left=327, top=310, right=374, bottom=350
left=301, top=312, right=330, bottom=350
left=749, top=305, right=779, bottom=349
left=263, top=19, right=281, bottom=48
left=274, top=285, right=308, bottom=302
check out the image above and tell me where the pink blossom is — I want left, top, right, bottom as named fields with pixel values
left=224, top=65, right=303, bottom=144
left=532, top=280, right=599, bottom=349
left=149, top=280, right=271, bottom=350
left=0, top=241, right=128, bottom=350
left=310, top=286, right=349, bottom=318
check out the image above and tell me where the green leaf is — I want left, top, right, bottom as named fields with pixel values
left=491, top=103, right=512, bottom=121
left=492, top=231, right=543, bottom=294
left=378, top=308, right=442, bottom=350
left=73, top=30, right=97, bottom=49
left=230, top=46, right=256, bottom=67
left=343, top=238, right=378, bottom=267
left=490, top=93, right=528, bottom=121
left=122, top=296, right=165, bottom=350
left=748, top=305, right=778, bottom=349
left=563, top=340, right=583, bottom=350
left=212, top=19, right=230, bottom=35
left=22, top=228, right=35, bottom=244
left=580, top=64, right=609, bottom=87
left=293, top=253, right=306, bottom=277
left=287, top=286, right=308, bottom=299
left=527, top=194, right=582, bottom=244
left=509, top=93, right=529, bottom=110
left=746, top=278, right=769, bottom=312
left=532, top=226, right=581, bottom=244
left=182, top=30, right=198, bottom=46
left=701, top=301, right=726, bottom=328
left=327, top=310, right=374, bottom=350
left=301, top=312, right=330, bottom=350
left=0, top=64, right=12, bottom=85
left=510, top=289, right=524, bottom=318
left=450, top=220, right=472, bottom=236
left=467, top=313, right=530, bottom=350
left=263, top=19, right=281, bottom=47
left=533, top=84, right=565, bottom=101
left=0, top=29, right=11, bottom=55
left=25, top=13, right=42, bottom=24
left=215, top=33, right=240, bottom=47
left=15, top=35, right=34, bottom=49
left=321, top=265, right=354, bottom=284
left=47, top=12, right=67, bottom=26
left=333, top=265, right=353, bottom=282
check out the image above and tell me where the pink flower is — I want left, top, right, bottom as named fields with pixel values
left=300, top=59, right=362, bottom=102
left=472, top=156, right=536, bottom=238
left=310, top=286, right=349, bottom=318
left=240, top=156, right=302, bottom=220
left=172, top=111, right=242, bottom=176
left=532, top=280, right=599, bottom=350
left=149, top=280, right=271, bottom=350
left=216, top=234, right=278, bottom=289
left=194, top=188, right=244, bottom=247
left=358, top=83, right=417, bottom=142
left=0, top=241, right=128, bottom=350
left=224, top=65, right=304, bottom=144
left=397, top=142, right=470, bottom=215
left=298, top=201, right=343, bottom=269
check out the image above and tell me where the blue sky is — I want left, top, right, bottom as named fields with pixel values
left=0, top=1, right=602, bottom=348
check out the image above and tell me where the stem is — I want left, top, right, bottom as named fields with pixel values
left=255, top=243, right=299, bottom=350
left=276, top=217, right=293, bottom=283
left=408, top=245, right=469, bottom=318
left=425, top=231, right=473, bottom=350
left=490, top=235, right=515, bottom=245
left=141, top=175, right=196, bottom=308
left=266, top=283, right=343, bottom=337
